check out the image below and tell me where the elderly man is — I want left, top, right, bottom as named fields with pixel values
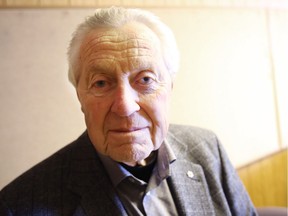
left=0, top=7, right=256, bottom=216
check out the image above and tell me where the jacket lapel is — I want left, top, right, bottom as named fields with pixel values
left=167, top=132, right=216, bottom=216
left=76, top=180, right=126, bottom=216
left=66, top=132, right=127, bottom=216
left=168, top=160, right=215, bottom=216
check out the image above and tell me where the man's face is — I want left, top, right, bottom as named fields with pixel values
left=76, top=22, right=173, bottom=166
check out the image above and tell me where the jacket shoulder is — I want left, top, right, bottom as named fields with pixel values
left=0, top=131, right=90, bottom=215
left=167, top=124, right=223, bottom=166
left=168, top=124, right=216, bottom=138
left=2, top=131, right=89, bottom=188
left=167, top=124, right=257, bottom=215
left=168, top=124, right=218, bottom=148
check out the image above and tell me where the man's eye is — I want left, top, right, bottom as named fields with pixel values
left=135, top=73, right=160, bottom=94
left=94, top=80, right=107, bottom=88
left=138, top=76, right=155, bottom=85
left=137, top=74, right=156, bottom=86
left=88, top=78, right=113, bottom=97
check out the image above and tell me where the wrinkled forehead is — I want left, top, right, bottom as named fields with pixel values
left=85, top=29, right=157, bottom=43
left=80, top=24, right=161, bottom=56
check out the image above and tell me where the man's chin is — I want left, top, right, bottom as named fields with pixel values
left=109, top=144, right=153, bottom=166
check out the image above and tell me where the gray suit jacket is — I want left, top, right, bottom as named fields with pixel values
left=0, top=124, right=257, bottom=215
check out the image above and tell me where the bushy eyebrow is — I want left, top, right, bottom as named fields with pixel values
left=88, top=65, right=114, bottom=75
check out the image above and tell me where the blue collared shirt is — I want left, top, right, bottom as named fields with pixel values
left=98, top=140, right=178, bottom=216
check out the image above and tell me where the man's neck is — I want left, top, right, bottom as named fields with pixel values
left=120, top=151, right=158, bottom=182
left=123, top=151, right=157, bottom=167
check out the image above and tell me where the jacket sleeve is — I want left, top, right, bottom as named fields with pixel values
left=215, top=136, right=258, bottom=216
left=0, top=194, right=13, bottom=216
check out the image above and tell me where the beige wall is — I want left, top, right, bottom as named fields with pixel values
left=0, top=6, right=287, bottom=189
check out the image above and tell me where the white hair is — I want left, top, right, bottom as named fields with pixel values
left=67, top=7, right=179, bottom=87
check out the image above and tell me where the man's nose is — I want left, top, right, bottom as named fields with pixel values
left=111, top=84, right=140, bottom=117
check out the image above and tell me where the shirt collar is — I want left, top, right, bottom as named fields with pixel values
left=97, top=152, right=131, bottom=187
left=155, top=139, right=176, bottom=182
left=97, top=140, right=177, bottom=187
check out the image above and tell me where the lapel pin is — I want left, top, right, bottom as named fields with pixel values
left=187, top=170, right=194, bottom=179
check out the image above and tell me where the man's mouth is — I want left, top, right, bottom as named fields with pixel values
left=109, top=127, right=148, bottom=133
